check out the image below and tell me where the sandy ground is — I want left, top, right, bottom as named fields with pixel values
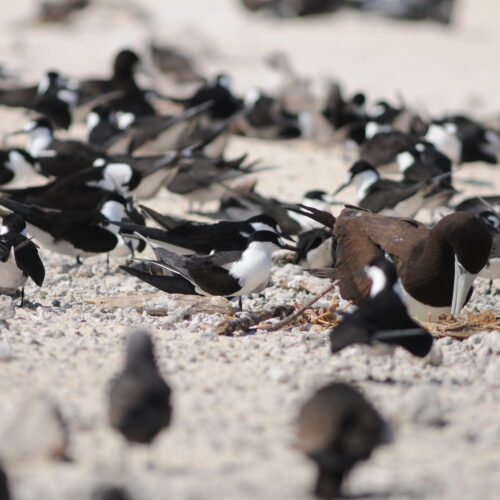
left=0, top=1, right=499, bottom=499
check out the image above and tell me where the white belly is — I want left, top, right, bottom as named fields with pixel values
left=0, top=249, right=27, bottom=292
left=397, top=282, right=451, bottom=322
left=26, top=223, right=102, bottom=258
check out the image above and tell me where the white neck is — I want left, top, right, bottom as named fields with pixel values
left=101, top=163, right=133, bottom=191
left=353, top=170, right=379, bottom=200
left=425, top=124, right=461, bottom=164
left=100, top=200, right=126, bottom=234
left=27, top=128, right=52, bottom=157
left=366, top=266, right=387, bottom=297
left=229, top=241, right=277, bottom=295
left=397, top=151, right=415, bottom=172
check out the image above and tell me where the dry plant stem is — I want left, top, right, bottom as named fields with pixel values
left=259, top=281, right=338, bottom=332
left=215, top=305, right=295, bottom=336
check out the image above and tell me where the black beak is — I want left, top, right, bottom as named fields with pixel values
left=333, top=181, right=350, bottom=195
left=279, top=242, right=298, bottom=252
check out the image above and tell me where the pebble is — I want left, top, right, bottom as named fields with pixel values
left=0, top=296, right=15, bottom=321
left=397, top=385, right=446, bottom=427
left=0, top=394, right=69, bottom=464
left=0, top=341, right=13, bottom=361
left=484, top=362, right=500, bottom=387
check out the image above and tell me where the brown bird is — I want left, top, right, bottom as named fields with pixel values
left=108, top=330, right=172, bottom=445
left=291, top=205, right=492, bottom=320
left=297, top=382, right=390, bottom=499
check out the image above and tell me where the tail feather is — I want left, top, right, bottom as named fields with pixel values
left=120, top=265, right=197, bottom=295
left=307, top=267, right=338, bottom=279
left=374, top=328, right=434, bottom=357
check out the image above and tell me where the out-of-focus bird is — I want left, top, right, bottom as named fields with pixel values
left=108, top=330, right=172, bottom=445
left=296, top=382, right=390, bottom=499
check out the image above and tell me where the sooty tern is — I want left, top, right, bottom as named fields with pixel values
left=330, top=256, right=434, bottom=357
left=0, top=213, right=45, bottom=305
left=121, top=230, right=296, bottom=298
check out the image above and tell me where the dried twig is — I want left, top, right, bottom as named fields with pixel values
left=215, top=305, right=295, bottom=336
left=259, top=281, right=338, bottom=332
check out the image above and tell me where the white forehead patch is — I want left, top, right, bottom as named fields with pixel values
left=87, top=112, right=100, bottom=131
left=366, top=265, right=387, bottom=297
left=397, top=151, right=415, bottom=172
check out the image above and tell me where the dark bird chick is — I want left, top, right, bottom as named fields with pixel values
left=297, top=382, right=390, bottom=499
left=108, top=330, right=172, bottom=445
left=330, top=256, right=434, bottom=358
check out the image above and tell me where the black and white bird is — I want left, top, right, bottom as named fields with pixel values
left=296, top=382, right=390, bottom=499
left=0, top=213, right=45, bottom=305
left=10, top=117, right=104, bottom=177
left=455, top=196, right=500, bottom=281
left=293, top=227, right=334, bottom=269
left=330, top=256, right=434, bottom=358
left=0, top=149, right=46, bottom=188
left=0, top=70, right=77, bottom=129
left=121, top=230, right=296, bottom=299
left=0, top=196, right=144, bottom=259
left=199, top=187, right=335, bottom=236
left=165, top=152, right=268, bottom=210
left=334, top=160, right=455, bottom=218
left=396, top=141, right=452, bottom=184
left=162, top=73, right=243, bottom=120
left=108, top=330, right=172, bottom=445
left=116, top=206, right=282, bottom=254
left=77, top=49, right=156, bottom=118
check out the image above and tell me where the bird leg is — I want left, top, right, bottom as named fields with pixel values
left=19, top=287, right=24, bottom=307
left=238, top=296, right=243, bottom=311
left=314, top=466, right=342, bottom=499
left=76, top=256, right=82, bottom=266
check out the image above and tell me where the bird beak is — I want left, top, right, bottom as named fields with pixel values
left=279, top=242, right=298, bottom=252
left=451, top=256, right=477, bottom=316
left=333, top=181, right=350, bottom=195
left=277, top=231, right=295, bottom=243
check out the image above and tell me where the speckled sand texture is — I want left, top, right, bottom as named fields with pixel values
left=0, top=1, right=499, bottom=499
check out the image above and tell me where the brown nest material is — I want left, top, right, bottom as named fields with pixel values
left=290, top=301, right=499, bottom=341
left=421, top=311, right=500, bottom=339
left=294, top=302, right=342, bottom=328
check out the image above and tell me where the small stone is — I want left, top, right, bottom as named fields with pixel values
left=268, top=365, right=289, bottom=383
left=423, top=344, right=443, bottom=366
left=483, top=332, right=500, bottom=354
left=0, top=394, right=69, bottom=464
left=484, top=362, right=500, bottom=387
left=0, top=296, right=15, bottom=322
left=0, top=342, right=13, bottom=362
left=398, top=385, right=446, bottom=427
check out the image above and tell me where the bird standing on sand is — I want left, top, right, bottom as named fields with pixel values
left=108, top=330, right=172, bottom=445
left=297, top=382, right=390, bottom=499
left=0, top=213, right=45, bottom=305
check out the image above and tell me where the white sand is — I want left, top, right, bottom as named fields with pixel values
left=0, top=1, right=499, bottom=499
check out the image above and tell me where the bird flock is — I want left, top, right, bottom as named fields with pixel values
left=0, top=41, right=499, bottom=499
